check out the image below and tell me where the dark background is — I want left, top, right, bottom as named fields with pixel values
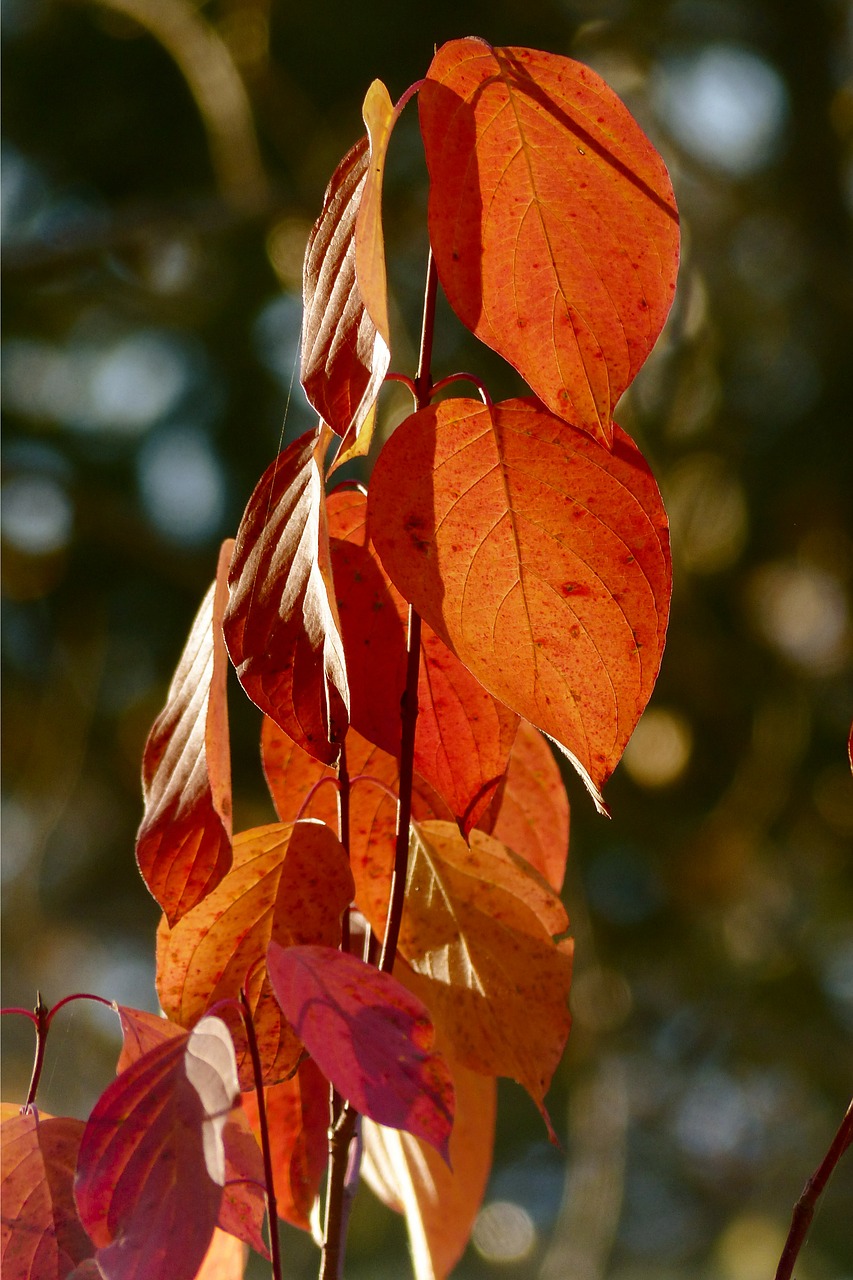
left=2, top=1, right=852, bottom=1276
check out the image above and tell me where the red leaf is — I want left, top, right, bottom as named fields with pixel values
left=241, top=1056, right=329, bottom=1231
left=156, top=821, right=354, bottom=1087
left=114, top=1010, right=268, bottom=1258
left=136, top=540, right=234, bottom=925
left=223, top=426, right=349, bottom=765
left=362, top=1044, right=495, bottom=1280
left=369, top=397, right=671, bottom=811
left=1, top=1110, right=93, bottom=1279
left=328, top=488, right=519, bottom=832
left=267, top=943, right=454, bottom=1161
left=420, top=38, right=679, bottom=444
left=481, top=720, right=570, bottom=892
left=75, top=1017, right=239, bottom=1280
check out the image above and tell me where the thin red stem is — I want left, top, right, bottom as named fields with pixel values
left=1, top=1007, right=39, bottom=1024
left=775, top=1096, right=853, bottom=1280
left=296, top=773, right=340, bottom=821
left=349, top=773, right=399, bottom=805
left=430, top=371, right=493, bottom=406
left=239, top=988, right=283, bottom=1280
left=46, top=991, right=114, bottom=1026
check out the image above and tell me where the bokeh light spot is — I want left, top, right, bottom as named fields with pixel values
left=623, top=708, right=693, bottom=788
left=1, top=474, right=73, bottom=556
left=137, top=427, right=226, bottom=544
left=473, top=1201, right=537, bottom=1264
left=654, top=45, right=788, bottom=176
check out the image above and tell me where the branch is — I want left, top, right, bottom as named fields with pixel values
left=775, top=1096, right=853, bottom=1280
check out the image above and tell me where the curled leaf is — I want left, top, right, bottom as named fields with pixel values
left=223, top=426, right=349, bottom=765
left=136, top=540, right=234, bottom=926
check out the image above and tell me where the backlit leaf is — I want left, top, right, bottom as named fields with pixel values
left=241, top=1056, right=329, bottom=1231
left=192, top=1229, right=247, bottom=1280
left=261, top=719, right=451, bottom=932
left=267, top=943, right=454, bottom=1160
left=136, top=540, right=234, bottom=926
left=223, top=426, right=349, bottom=765
left=369, top=397, right=671, bottom=811
left=113, top=1005, right=268, bottom=1258
left=395, top=820, right=572, bottom=1122
left=156, top=821, right=353, bottom=1087
left=328, top=488, right=519, bottom=831
left=420, top=38, right=679, bottom=444
left=74, top=1017, right=239, bottom=1280
left=482, top=720, right=570, bottom=891
left=1, top=1110, right=93, bottom=1279
left=362, top=1042, right=495, bottom=1280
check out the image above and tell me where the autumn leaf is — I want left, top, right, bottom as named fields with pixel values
left=327, top=488, right=519, bottom=832
left=392, top=820, right=573, bottom=1124
left=156, top=821, right=354, bottom=1087
left=362, top=1044, right=495, bottom=1280
left=420, top=37, right=679, bottom=444
left=193, top=1229, right=248, bottom=1280
left=1, top=1109, right=94, bottom=1279
left=267, top=943, right=454, bottom=1160
left=223, top=426, right=349, bottom=765
left=136, top=540, right=234, bottom=926
left=241, top=1056, right=329, bottom=1231
left=261, top=718, right=451, bottom=933
left=369, top=397, right=671, bottom=811
left=482, top=719, right=569, bottom=892
left=74, top=1017, right=239, bottom=1280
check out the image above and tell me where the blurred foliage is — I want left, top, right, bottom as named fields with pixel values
left=2, top=0, right=852, bottom=1276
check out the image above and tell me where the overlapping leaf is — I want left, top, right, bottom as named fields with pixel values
left=114, top=1009, right=270, bottom=1263
left=267, top=943, right=454, bottom=1160
left=193, top=1229, right=248, bottom=1280
left=74, top=1017, right=239, bottom=1280
left=328, top=488, right=519, bottom=831
left=391, top=820, right=573, bottom=1122
left=369, top=397, right=671, bottom=811
left=362, top=1044, right=495, bottom=1280
left=420, top=38, right=679, bottom=444
left=156, top=820, right=353, bottom=1087
left=1, top=1109, right=94, bottom=1279
left=482, top=719, right=569, bottom=891
left=261, top=719, right=451, bottom=930
left=223, top=426, right=349, bottom=765
left=241, top=1056, right=328, bottom=1231
left=136, top=540, right=234, bottom=926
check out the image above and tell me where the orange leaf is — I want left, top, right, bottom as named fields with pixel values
left=420, top=38, right=679, bottom=444
left=395, top=820, right=572, bottom=1124
left=261, top=719, right=451, bottom=936
left=156, top=821, right=354, bottom=1087
left=328, top=488, right=519, bottom=831
left=362, top=1044, right=495, bottom=1280
left=75, top=1017, right=239, bottom=1280
left=223, top=426, right=349, bottom=766
left=481, top=720, right=570, bottom=892
left=1, top=1110, right=94, bottom=1278
left=369, top=397, right=671, bottom=812
left=192, top=1229, right=247, bottom=1280
left=136, top=540, right=234, bottom=926
left=241, top=1056, right=328, bottom=1232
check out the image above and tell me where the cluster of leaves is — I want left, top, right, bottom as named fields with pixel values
left=1, top=37, right=679, bottom=1280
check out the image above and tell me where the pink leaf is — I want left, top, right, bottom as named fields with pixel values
left=266, top=943, right=454, bottom=1161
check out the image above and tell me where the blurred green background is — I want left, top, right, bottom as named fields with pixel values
left=2, top=1, right=852, bottom=1277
